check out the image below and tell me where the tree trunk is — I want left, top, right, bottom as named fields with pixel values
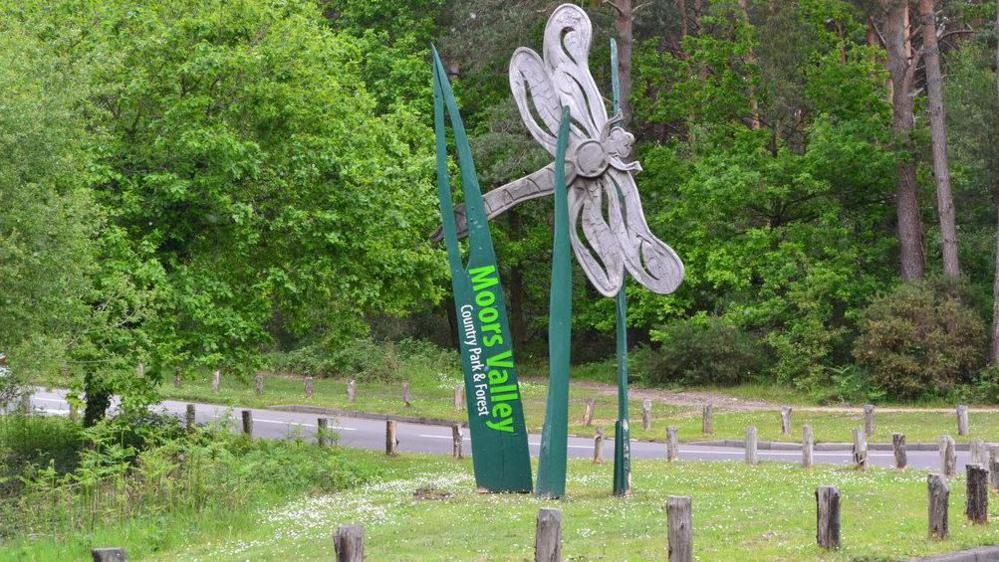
left=507, top=209, right=527, bottom=349
left=737, top=0, right=761, bottom=130
left=614, top=0, right=634, bottom=123
left=882, top=0, right=925, bottom=280
left=82, top=371, right=110, bottom=427
left=919, top=0, right=960, bottom=280
left=990, top=0, right=999, bottom=365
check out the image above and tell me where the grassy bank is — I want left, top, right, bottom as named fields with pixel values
left=96, top=455, right=999, bottom=560
left=151, top=372, right=999, bottom=445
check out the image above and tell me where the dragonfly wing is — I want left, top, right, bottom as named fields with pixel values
left=569, top=178, right=625, bottom=297
left=543, top=4, right=607, bottom=141
left=509, top=48, right=563, bottom=156
left=606, top=168, right=684, bottom=294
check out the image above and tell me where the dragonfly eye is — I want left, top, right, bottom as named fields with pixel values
left=574, top=139, right=609, bottom=178
left=605, top=128, right=635, bottom=160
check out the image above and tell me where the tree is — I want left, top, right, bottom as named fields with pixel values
left=918, top=0, right=960, bottom=280
left=610, top=0, right=635, bottom=122
left=880, top=0, right=926, bottom=281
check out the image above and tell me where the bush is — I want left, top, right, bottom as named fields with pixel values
left=852, top=281, right=986, bottom=399
left=268, top=337, right=458, bottom=382
left=644, top=316, right=766, bottom=386
left=972, top=365, right=999, bottom=404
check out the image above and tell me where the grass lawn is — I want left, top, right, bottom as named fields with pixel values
left=149, top=373, right=999, bottom=446
left=32, top=451, right=998, bottom=561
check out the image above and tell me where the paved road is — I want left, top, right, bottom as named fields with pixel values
left=27, top=388, right=974, bottom=471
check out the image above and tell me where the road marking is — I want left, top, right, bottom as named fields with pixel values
left=32, top=397, right=66, bottom=404
left=419, top=434, right=471, bottom=441
left=252, top=418, right=356, bottom=431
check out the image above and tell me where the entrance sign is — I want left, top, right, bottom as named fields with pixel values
left=431, top=48, right=533, bottom=493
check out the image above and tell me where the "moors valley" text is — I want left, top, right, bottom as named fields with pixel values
left=459, top=265, right=520, bottom=433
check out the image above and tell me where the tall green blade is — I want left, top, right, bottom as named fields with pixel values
left=431, top=47, right=532, bottom=493
left=536, top=106, right=572, bottom=498
left=610, top=37, right=632, bottom=497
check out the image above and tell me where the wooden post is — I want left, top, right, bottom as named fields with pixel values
left=893, top=433, right=907, bottom=470
left=666, top=496, right=693, bottom=562
left=401, top=382, right=412, bottom=407
left=535, top=508, right=562, bottom=562
left=940, top=435, right=956, bottom=478
left=69, top=402, right=79, bottom=422
left=802, top=425, right=814, bottom=469
left=212, top=369, right=221, bottom=393
left=970, top=439, right=987, bottom=465
left=91, top=548, right=127, bottom=562
left=254, top=373, right=264, bottom=396
left=318, top=418, right=329, bottom=448
left=241, top=410, right=253, bottom=436
left=582, top=398, right=595, bottom=426
left=347, top=379, right=356, bottom=403
left=701, top=403, right=713, bottom=435
left=957, top=405, right=970, bottom=436
left=928, top=474, right=949, bottom=539
left=304, top=376, right=315, bottom=399
left=451, top=424, right=463, bottom=459
left=185, top=404, right=196, bottom=432
left=780, top=406, right=792, bottom=435
left=454, top=385, right=463, bottom=412
left=666, top=427, right=679, bottom=462
left=852, top=428, right=867, bottom=470
left=593, top=427, right=604, bottom=464
left=990, top=447, right=999, bottom=491
left=137, top=362, right=145, bottom=378
left=966, top=464, right=989, bottom=524
left=173, top=369, right=182, bottom=388
left=333, top=524, right=364, bottom=562
left=745, top=426, right=758, bottom=465
left=17, top=392, right=31, bottom=415
left=642, top=399, right=653, bottom=431
left=863, top=404, right=875, bottom=437
left=815, top=486, right=841, bottom=550
left=386, top=420, right=397, bottom=455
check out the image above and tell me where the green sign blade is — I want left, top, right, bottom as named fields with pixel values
left=431, top=47, right=532, bottom=493
left=536, top=106, right=572, bottom=499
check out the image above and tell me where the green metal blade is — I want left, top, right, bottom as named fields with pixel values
left=536, top=106, right=572, bottom=499
left=431, top=47, right=532, bottom=493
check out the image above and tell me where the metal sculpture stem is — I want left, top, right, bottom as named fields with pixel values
left=536, top=106, right=573, bottom=498
left=610, top=38, right=631, bottom=497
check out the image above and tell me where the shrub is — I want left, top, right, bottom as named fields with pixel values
left=972, top=365, right=999, bottom=404
left=645, top=316, right=766, bottom=386
left=268, top=337, right=458, bottom=382
left=852, top=281, right=986, bottom=399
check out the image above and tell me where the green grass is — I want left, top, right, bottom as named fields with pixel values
left=16, top=451, right=995, bottom=561
left=152, top=373, right=999, bottom=446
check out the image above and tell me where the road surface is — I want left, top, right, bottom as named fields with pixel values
left=26, top=388, right=973, bottom=471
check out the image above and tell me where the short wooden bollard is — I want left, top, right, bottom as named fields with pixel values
left=863, top=404, right=875, bottom=436
left=304, top=376, right=315, bottom=399
left=802, top=425, right=814, bottom=468
left=91, top=548, right=127, bottom=562
left=347, top=379, right=356, bottom=403
left=966, top=464, right=989, bottom=524
left=318, top=418, right=329, bottom=447
left=780, top=406, right=792, bottom=435
left=386, top=420, right=397, bottom=455
left=702, top=403, right=713, bottom=435
left=815, top=486, right=840, bottom=550
left=940, top=435, right=956, bottom=478
left=241, top=410, right=253, bottom=436
left=334, top=524, right=364, bottom=562
left=745, top=426, right=758, bottom=465
left=928, top=474, right=949, bottom=539
left=69, top=403, right=79, bottom=422
left=990, top=447, right=999, bottom=491
left=254, top=373, right=264, bottom=396
left=957, top=405, right=969, bottom=436
left=451, top=424, right=463, bottom=459
left=642, top=399, right=653, bottom=431
left=666, top=427, right=679, bottom=462
left=212, top=369, right=221, bottom=393
left=535, top=508, right=562, bottom=562
left=401, top=382, right=412, bottom=407
left=453, top=385, right=463, bottom=412
left=852, top=428, right=867, bottom=470
left=582, top=399, right=595, bottom=426
left=593, top=427, right=604, bottom=464
left=893, top=433, right=907, bottom=470
left=185, top=404, right=196, bottom=432
left=970, top=439, right=987, bottom=465
left=666, top=496, right=693, bottom=562
left=173, top=370, right=182, bottom=388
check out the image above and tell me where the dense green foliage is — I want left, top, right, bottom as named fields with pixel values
left=1, top=0, right=998, bottom=406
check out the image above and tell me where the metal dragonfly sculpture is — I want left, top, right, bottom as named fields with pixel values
left=434, top=4, right=684, bottom=497
left=434, top=4, right=683, bottom=298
